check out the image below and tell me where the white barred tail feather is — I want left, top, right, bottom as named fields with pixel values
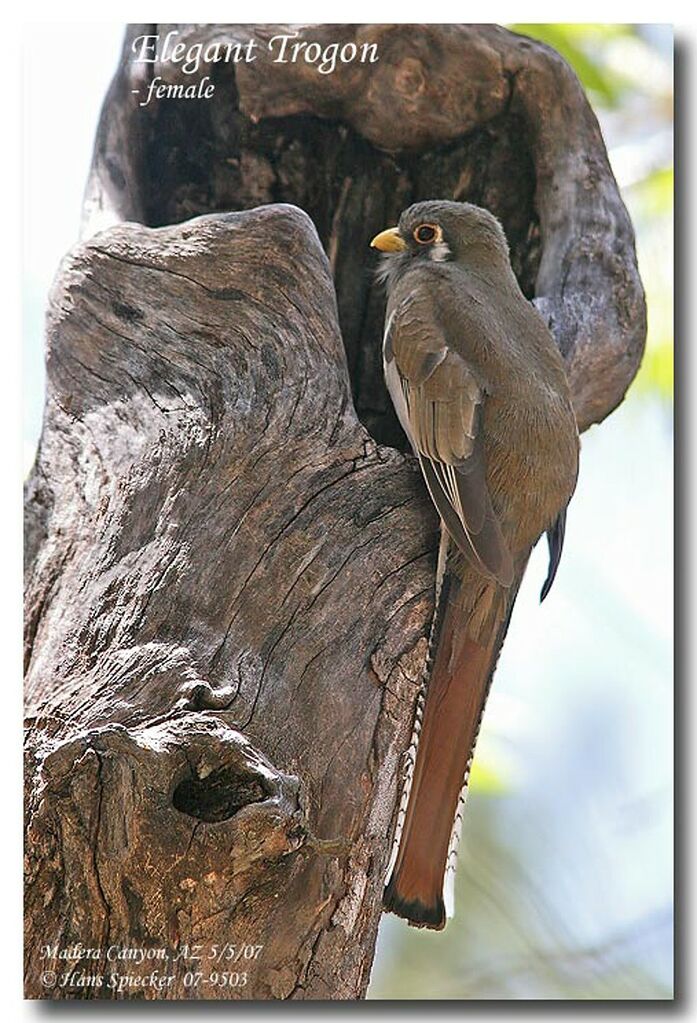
left=384, top=528, right=450, bottom=885
left=443, top=781, right=467, bottom=919
left=383, top=540, right=522, bottom=929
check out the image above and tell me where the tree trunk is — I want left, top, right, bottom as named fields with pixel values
left=24, top=23, right=645, bottom=1000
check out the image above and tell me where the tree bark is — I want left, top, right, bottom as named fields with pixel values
left=25, top=23, right=645, bottom=1000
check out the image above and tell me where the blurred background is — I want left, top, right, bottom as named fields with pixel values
left=22, top=23, right=673, bottom=1000
left=371, top=24, right=674, bottom=1000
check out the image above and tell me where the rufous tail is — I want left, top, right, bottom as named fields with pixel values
left=383, top=559, right=516, bottom=929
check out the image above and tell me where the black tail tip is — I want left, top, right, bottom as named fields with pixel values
left=383, top=877, right=446, bottom=930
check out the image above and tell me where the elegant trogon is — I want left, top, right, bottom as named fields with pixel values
left=371, top=201, right=580, bottom=930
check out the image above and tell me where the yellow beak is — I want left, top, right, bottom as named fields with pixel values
left=370, top=227, right=407, bottom=253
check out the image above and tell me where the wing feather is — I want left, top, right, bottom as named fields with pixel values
left=540, top=508, right=566, bottom=601
left=384, top=297, right=513, bottom=587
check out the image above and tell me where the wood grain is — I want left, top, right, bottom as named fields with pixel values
left=25, top=23, right=646, bottom=999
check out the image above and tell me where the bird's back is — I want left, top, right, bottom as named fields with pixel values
left=387, top=261, right=579, bottom=550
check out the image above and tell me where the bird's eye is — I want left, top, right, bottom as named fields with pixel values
left=413, top=224, right=438, bottom=244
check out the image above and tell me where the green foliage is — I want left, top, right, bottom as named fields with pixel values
left=632, top=166, right=673, bottom=220
left=510, top=24, right=673, bottom=405
left=469, top=757, right=508, bottom=795
left=510, top=24, right=633, bottom=106
left=626, top=167, right=674, bottom=400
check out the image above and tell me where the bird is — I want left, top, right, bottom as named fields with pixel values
left=370, top=200, right=580, bottom=930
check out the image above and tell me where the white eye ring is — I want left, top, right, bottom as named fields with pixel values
left=413, top=223, right=442, bottom=245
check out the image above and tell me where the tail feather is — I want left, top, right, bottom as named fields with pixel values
left=443, top=758, right=473, bottom=919
left=383, top=548, right=523, bottom=929
left=384, top=528, right=451, bottom=885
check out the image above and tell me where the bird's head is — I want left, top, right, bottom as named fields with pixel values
left=370, top=200, right=510, bottom=280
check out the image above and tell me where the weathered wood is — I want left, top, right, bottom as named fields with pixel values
left=25, top=23, right=646, bottom=1000
left=24, top=206, right=433, bottom=999
left=82, top=23, right=645, bottom=439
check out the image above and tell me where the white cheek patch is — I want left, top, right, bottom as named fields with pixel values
left=429, top=241, right=451, bottom=262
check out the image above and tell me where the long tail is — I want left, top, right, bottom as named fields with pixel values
left=383, top=541, right=521, bottom=929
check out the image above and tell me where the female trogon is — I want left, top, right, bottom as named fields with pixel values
left=371, top=201, right=579, bottom=929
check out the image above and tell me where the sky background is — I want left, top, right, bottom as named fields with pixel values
left=22, top=23, right=124, bottom=467
left=22, top=23, right=673, bottom=1001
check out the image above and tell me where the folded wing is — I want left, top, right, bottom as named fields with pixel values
left=384, top=298, right=514, bottom=587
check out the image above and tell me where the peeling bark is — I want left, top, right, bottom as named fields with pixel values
left=25, top=23, right=645, bottom=1000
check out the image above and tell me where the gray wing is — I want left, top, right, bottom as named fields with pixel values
left=384, top=298, right=514, bottom=587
